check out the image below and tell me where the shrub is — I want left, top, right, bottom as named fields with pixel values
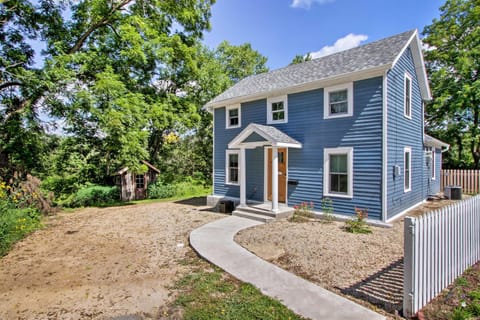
left=147, top=181, right=177, bottom=199
left=67, top=185, right=119, bottom=207
left=321, top=197, right=334, bottom=222
left=345, top=207, right=371, bottom=234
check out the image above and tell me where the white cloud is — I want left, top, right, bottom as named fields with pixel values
left=290, top=0, right=334, bottom=9
left=310, top=33, right=368, bottom=59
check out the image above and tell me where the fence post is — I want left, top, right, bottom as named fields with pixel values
left=404, top=216, right=416, bottom=318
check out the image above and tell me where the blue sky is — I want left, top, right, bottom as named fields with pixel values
left=203, top=0, right=445, bottom=70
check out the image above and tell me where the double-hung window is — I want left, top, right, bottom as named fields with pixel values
left=226, top=104, right=241, bottom=129
left=431, top=148, right=436, bottom=180
left=404, top=73, right=412, bottom=119
left=324, top=147, right=353, bottom=198
left=267, top=96, right=288, bottom=124
left=324, top=83, right=353, bottom=119
left=404, top=147, right=412, bottom=192
left=226, top=150, right=240, bottom=185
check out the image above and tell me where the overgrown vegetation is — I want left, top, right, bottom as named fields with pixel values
left=147, top=177, right=211, bottom=201
left=344, top=207, right=371, bottom=234
left=169, top=266, right=305, bottom=320
left=321, top=197, right=334, bottom=223
left=421, top=262, right=480, bottom=320
left=0, top=180, right=43, bottom=256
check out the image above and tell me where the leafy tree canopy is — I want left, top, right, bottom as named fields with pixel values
left=290, top=53, right=312, bottom=65
left=423, top=0, right=480, bottom=168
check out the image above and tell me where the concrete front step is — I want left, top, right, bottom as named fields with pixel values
left=232, top=205, right=294, bottom=223
left=232, top=210, right=276, bottom=223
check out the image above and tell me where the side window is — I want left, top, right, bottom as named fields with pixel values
left=324, top=147, right=353, bottom=198
left=404, top=147, right=412, bottom=192
left=226, top=104, right=241, bottom=129
left=135, top=174, right=145, bottom=189
left=267, top=96, right=288, bottom=124
left=324, top=83, right=353, bottom=119
left=226, top=150, right=240, bottom=185
left=431, top=148, right=436, bottom=180
left=404, top=73, right=412, bottom=119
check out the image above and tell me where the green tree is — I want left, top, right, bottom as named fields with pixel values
left=423, top=0, right=480, bottom=168
left=290, top=53, right=312, bottom=65
left=1, top=0, right=215, bottom=183
left=215, top=41, right=268, bottom=83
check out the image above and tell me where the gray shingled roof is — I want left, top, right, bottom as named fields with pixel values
left=229, top=123, right=302, bottom=148
left=207, top=30, right=416, bottom=107
left=424, top=134, right=449, bottom=149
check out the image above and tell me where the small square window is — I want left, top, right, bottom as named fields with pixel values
left=226, top=104, right=241, bottom=129
left=267, top=96, right=288, bottom=124
left=136, top=174, right=145, bottom=189
left=324, top=83, right=353, bottom=119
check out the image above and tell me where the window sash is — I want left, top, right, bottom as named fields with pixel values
left=135, top=175, right=145, bottom=189
left=227, top=153, right=239, bottom=184
left=404, top=150, right=411, bottom=190
left=405, top=76, right=412, bottom=117
left=329, top=154, right=348, bottom=194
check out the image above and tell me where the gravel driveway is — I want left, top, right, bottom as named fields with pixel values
left=0, top=200, right=221, bottom=320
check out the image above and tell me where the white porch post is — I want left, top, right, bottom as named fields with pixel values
left=271, top=146, right=279, bottom=213
left=239, top=147, right=246, bottom=207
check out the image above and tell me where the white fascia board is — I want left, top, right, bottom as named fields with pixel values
left=206, top=66, right=389, bottom=110
left=275, top=142, right=302, bottom=149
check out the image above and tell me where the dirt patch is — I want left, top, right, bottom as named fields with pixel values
left=0, top=201, right=222, bottom=320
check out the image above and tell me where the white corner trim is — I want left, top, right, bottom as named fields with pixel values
left=431, top=148, right=436, bottom=180
left=225, top=149, right=240, bottom=186
left=225, top=104, right=241, bottom=129
left=323, top=147, right=354, bottom=199
left=323, top=82, right=354, bottom=119
left=404, top=146, right=412, bottom=193
left=382, top=71, right=388, bottom=222
left=267, top=95, right=288, bottom=124
left=404, top=73, right=412, bottom=119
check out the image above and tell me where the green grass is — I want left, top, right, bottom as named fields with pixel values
left=170, top=266, right=305, bottom=320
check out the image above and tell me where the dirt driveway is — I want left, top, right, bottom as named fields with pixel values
left=0, top=200, right=221, bottom=320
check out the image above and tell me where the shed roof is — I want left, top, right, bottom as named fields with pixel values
left=115, top=160, right=160, bottom=175
left=206, top=29, right=430, bottom=109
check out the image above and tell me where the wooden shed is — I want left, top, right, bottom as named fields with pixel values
left=114, top=160, right=160, bottom=201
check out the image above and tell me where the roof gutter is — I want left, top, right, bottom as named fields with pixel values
left=203, top=64, right=390, bottom=112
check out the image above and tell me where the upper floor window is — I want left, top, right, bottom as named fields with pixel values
left=324, top=83, right=354, bottom=119
left=226, top=104, right=241, bottom=129
left=404, top=73, right=412, bottom=119
left=226, top=150, right=240, bottom=185
left=323, top=147, right=353, bottom=198
left=404, top=147, right=412, bottom=192
left=267, top=96, right=288, bottom=124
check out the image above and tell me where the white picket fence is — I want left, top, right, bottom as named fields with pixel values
left=403, top=195, right=480, bottom=317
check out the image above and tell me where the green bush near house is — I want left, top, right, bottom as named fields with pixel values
left=147, top=177, right=211, bottom=200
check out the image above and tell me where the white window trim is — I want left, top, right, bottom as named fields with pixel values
left=404, top=147, right=412, bottom=192
left=267, top=95, right=288, bottom=124
left=225, top=150, right=240, bottom=185
left=404, top=73, right=412, bottom=119
left=431, top=148, right=436, bottom=180
left=225, top=104, right=241, bottom=129
left=323, top=82, right=354, bottom=119
left=323, top=147, right=353, bottom=199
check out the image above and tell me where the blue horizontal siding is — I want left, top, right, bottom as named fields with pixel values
left=213, top=77, right=384, bottom=219
left=386, top=47, right=425, bottom=219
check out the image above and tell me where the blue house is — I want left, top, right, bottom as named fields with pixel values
left=205, top=30, right=449, bottom=223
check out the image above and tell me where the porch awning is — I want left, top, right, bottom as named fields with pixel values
left=424, top=134, right=450, bottom=152
left=228, top=123, right=302, bottom=149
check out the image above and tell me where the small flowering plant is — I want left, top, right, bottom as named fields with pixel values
left=290, top=201, right=314, bottom=222
left=344, top=207, right=371, bottom=234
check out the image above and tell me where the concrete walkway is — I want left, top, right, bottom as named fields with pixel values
left=190, top=216, right=385, bottom=320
